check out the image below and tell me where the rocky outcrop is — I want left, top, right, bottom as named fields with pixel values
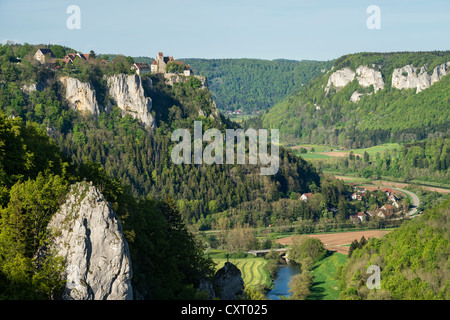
left=350, top=91, right=364, bottom=102
left=213, top=262, right=244, bottom=300
left=325, top=67, right=355, bottom=93
left=392, top=61, right=450, bottom=93
left=355, top=65, right=384, bottom=92
left=21, top=82, right=43, bottom=95
left=106, top=74, right=155, bottom=128
left=45, top=182, right=133, bottom=300
left=325, top=66, right=384, bottom=94
left=58, top=76, right=100, bottom=116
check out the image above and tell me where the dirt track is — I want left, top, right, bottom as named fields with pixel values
left=276, top=230, right=391, bottom=254
left=317, top=151, right=362, bottom=158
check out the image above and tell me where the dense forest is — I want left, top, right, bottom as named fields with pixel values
left=134, top=56, right=334, bottom=114
left=0, top=43, right=323, bottom=233
left=314, top=136, right=450, bottom=185
left=337, top=198, right=449, bottom=300
left=245, top=51, right=450, bottom=148
left=0, top=109, right=215, bottom=299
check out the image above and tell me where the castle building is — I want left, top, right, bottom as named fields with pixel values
left=152, top=52, right=175, bottom=74
left=34, top=48, right=55, bottom=64
left=131, top=62, right=151, bottom=75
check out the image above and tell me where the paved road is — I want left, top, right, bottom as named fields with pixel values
left=391, top=187, right=420, bottom=216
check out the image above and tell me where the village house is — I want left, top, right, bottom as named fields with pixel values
left=62, top=53, right=90, bottom=64
left=351, top=193, right=365, bottom=201
left=300, top=193, right=313, bottom=202
left=357, top=211, right=368, bottom=221
left=131, top=62, right=151, bottom=75
left=382, top=188, right=394, bottom=196
left=34, top=48, right=55, bottom=64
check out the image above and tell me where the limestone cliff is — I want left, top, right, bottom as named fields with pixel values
left=106, top=74, right=155, bottom=128
left=213, top=262, right=244, bottom=300
left=58, top=76, right=100, bottom=116
left=325, top=67, right=355, bottom=93
left=45, top=182, right=133, bottom=300
left=325, top=65, right=384, bottom=95
left=355, top=65, right=384, bottom=92
left=391, top=61, right=450, bottom=93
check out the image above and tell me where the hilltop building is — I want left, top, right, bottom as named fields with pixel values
left=34, top=48, right=55, bottom=64
left=63, top=53, right=90, bottom=64
left=131, top=62, right=151, bottom=75
left=151, top=52, right=191, bottom=75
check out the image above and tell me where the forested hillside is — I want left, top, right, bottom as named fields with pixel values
left=135, top=57, right=333, bottom=114
left=0, top=43, right=321, bottom=232
left=337, top=198, right=450, bottom=300
left=245, top=51, right=450, bottom=148
left=0, top=109, right=215, bottom=299
left=315, top=136, right=450, bottom=185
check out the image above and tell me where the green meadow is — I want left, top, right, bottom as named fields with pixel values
left=307, top=252, right=348, bottom=300
left=289, top=143, right=402, bottom=161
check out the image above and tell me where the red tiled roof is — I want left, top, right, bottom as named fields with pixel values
left=134, top=62, right=150, bottom=69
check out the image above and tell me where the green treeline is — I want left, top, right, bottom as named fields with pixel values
left=174, top=58, right=334, bottom=114
left=336, top=198, right=450, bottom=300
left=315, top=136, right=450, bottom=184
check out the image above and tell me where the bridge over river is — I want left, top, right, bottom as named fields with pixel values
left=245, top=248, right=287, bottom=257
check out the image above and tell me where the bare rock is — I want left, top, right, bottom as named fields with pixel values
left=58, top=76, right=100, bottom=116
left=46, top=182, right=133, bottom=300
left=392, top=62, right=450, bottom=93
left=355, top=65, right=384, bottom=92
left=106, top=74, right=155, bottom=128
left=213, top=262, right=244, bottom=300
left=325, top=67, right=355, bottom=93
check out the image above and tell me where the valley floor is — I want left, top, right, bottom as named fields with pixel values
left=276, top=229, right=390, bottom=255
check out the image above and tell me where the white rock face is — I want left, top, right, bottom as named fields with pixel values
left=213, top=262, right=244, bottom=300
left=391, top=62, right=450, bottom=93
left=355, top=65, right=384, bottom=92
left=106, top=74, right=155, bottom=128
left=326, top=66, right=384, bottom=94
left=350, top=91, right=364, bottom=102
left=58, top=76, right=100, bottom=116
left=325, top=67, right=355, bottom=93
left=21, top=82, right=43, bottom=95
left=46, top=182, right=133, bottom=300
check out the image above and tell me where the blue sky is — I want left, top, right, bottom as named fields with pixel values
left=1, top=0, right=449, bottom=61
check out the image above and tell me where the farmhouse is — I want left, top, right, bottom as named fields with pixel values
left=131, top=62, right=151, bottom=75
left=62, top=53, right=90, bottom=64
left=34, top=48, right=55, bottom=64
left=300, top=193, right=313, bottom=202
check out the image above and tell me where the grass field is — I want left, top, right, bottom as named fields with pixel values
left=307, top=252, right=348, bottom=300
left=290, top=143, right=401, bottom=161
left=214, top=258, right=271, bottom=288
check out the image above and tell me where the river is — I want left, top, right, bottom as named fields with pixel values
left=265, top=264, right=301, bottom=300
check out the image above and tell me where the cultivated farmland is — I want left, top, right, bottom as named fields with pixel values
left=214, top=258, right=271, bottom=288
